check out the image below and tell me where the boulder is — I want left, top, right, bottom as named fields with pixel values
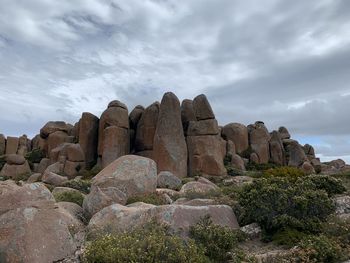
left=249, top=152, right=259, bottom=164
left=187, top=135, right=227, bottom=176
left=5, top=154, right=25, bottom=165
left=0, top=162, right=31, bottom=180
left=0, top=134, right=5, bottom=155
left=63, top=160, right=85, bottom=179
left=66, top=143, right=85, bottom=162
left=98, top=102, right=129, bottom=156
left=129, top=105, right=144, bottom=130
left=17, top=134, right=30, bottom=155
left=44, top=162, right=64, bottom=175
left=78, top=112, right=99, bottom=169
left=269, top=130, right=286, bottom=165
left=101, top=126, right=129, bottom=168
left=52, top=186, right=83, bottom=197
left=226, top=140, right=236, bottom=156
left=40, top=121, right=70, bottom=138
left=222, top=123, right=249, bottom=154
left=27, top=173, right=42, bottom=183
left=0, top=181, right=83, bottom=263
left=285, top=140, right=307, bottom=167
left=57, top=201, right=85, bottom=222
left=192, top=94, right=215, bottom=120
left=278, top=126, right=291, bottom=140
left=230, top=154, right=246, bottom=171
left=37, top=158, right=50, bottom=174
left=92, top=155, right=157, bottom=198
left=328, top=159, right=346, bottom=169
left=248, top=121, right=270, bottom=164
left=108, top=100, right=127, bottom=109
left=83, top=186, right=127, bottom=219
left=301, top=161, right=315, bottom=175
left=31, top=134, right=48, bottom=155
left=303, top=144, right=315, bottom=159
left=153, top=92, right=187, bottom=178
left=47, top=131, right=69, bottom=155
left=187, top=119, right=219, bottom=136
left=157, top=171, right=182, bottom=190
left=5, top=136, right=19, bottom=155
left=173, top=198, right=216, bottom=206
left=181, top=99, right=196, bottom=133
left=180, top=177, right=219, bottom=195
left=41, top=172, right=68, bottom=186
left=135, top=102, right=159, bottom=152
left=87, top=203, right=239, bottom=238
left=156, top=188, right=181, bottom=200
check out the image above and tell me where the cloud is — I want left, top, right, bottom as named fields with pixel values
left=0, top=0, right=349, bottom=163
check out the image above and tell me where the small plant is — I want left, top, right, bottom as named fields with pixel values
left=272, top=228, right=309, bottom=247
left=53, top=190, right=84, bottom=206
left=25, top=149, right=44, bottom=163
left=246, top=162, right=279, bottom=171
left=76, top=164, right=101, bottom=180
left=263, top=166, right=305, bottom=179
left=126, top=192, right=168, bottom=205
left=61, top=179, right=91, bottom=194
left=190, top=215, right=245, bottom=262
left=303, top=175, right=346, bottom=196
left=83, top=223, right=209, bottom=263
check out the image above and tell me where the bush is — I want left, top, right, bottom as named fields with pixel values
left=61, top=179, right=91, bottom=194
left=303, top=175, right=346, bottom=196
left=246, top=162, right=279, bottom=171
left=53, top=191, right=84, bottom=206
left=238, top=176, right=336, bottom=234
left=272, top=228, right=309, bottom=247
left=76, top=164, right=101, bottom=180
left=25, top=149, right=44, bottom=164
left=190, top=215, right=245, bottom=262
left=263, top=166, right=305, bottom=179
left=126, top=192, right=168, bottom=205
left=83, top=223, right=209, bottom=263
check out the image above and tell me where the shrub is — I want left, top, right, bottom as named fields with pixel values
left=183, top=189, right=223, bottom=200
left=303, top=175, right=346, bottom=196
left=246, top=162, right=279, bottom=171
left=126, top=192, right=168, bottom=205
left=83, top=223, right=209, bottom=263
left=263, top=166, right=305, bottom=179
left=61, top=179, right=91, bottom=194
left=238, top=176, right=335, bottom=234
left=298, top=235, right=342, bottom=263
left=322, top=216, right=350, bottom=250
left=272, top=228, right=309, bottom=247
left=190, top=215, right=245, bottom=262
left=76, top=164, right=101, bottom=180
left=53, top=191, right=84, bottom=206
left=25, top=149, right=44, bottom=164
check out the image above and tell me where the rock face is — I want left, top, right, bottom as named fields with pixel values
left=222, top=123, right=249, bottom=154
left=248, top=122, right=270, bottom=164
left=135, top=102, right=159, bottom=154
left=47, top=131, right=69, bottom=155
left=92, top=155, right=157, bottom=199
left=17, top=134, right=31, bottom=155
left=181, top=99, right=196, bottom=133
left=129, top=105, right=144, bottom=130
left=230, top=154, right=246, bottom=171
left=40, top=121, right=71, bottom=138
left=192, top=94, right=215, bottom=120
left=269, top=131, right=286, bottom=165
left=87, top=203, right=239, bottom=238
left=5, top=154, right=25, bottom=165
left=278, top=126, right=291, bottom=140
left=0, top=161, right=31, bottom=180
left=5, top=136, right=19, bottom=155
left=285, top=140, right=307, bottom=167
left=78, top=112, right=99, bottom=169
left=153, top=93, right=187, bottom=178
left=0, top=134, right=5, bottom=155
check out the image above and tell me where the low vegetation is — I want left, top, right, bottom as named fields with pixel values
left=126, top=192, right=168, bottom=205
left=53, top=190, right=84, bottom=206
left=61, top=179, right=91, bottom=194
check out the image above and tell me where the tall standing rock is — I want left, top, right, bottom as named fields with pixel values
left=17, top=134, right=31, bottom=156
left=278, top=126, right=291, bottom=140
left=269, top=131, right=285, bottom=165
left=186, top=94, right=226, bottom=176
left=0, top=134, right=5, bottom=155
left=5, top=137, right=19, bottom=155
left=98, top=100, right=129, bottom=167
left=181, top=99, right=196, bottom=134
left=135, top=102, right=160, bottom=156
left=153, top=92, right=187, bottom=178
left=129, top=105, right=144, bottom=153
left=222, top=123, right=249, bottom=154
left=284, top=140, right=307, bottom=167
left=248, top=121, right=271, bottom=164
left=78, top=112, right=99, bottom=169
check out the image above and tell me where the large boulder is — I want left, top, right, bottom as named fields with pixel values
left=192, top=94, right=215, bottom=120
left=83, top=186, right=127, bottom=219
left=285, top=140, right=307, bottom=167
left=5, top=136, right=19, bottom=155
left=92, top=155, right=157, bottom=198
left=98, top=101, right=129, bottom=156
left=180, top=177, right=219, bottom=195
left=129, top=105, right=144, bottom=130
left=278, top=126, right=291, bottom=140
left=78, top=112, right=99, bottom=169
left=230, top=154, right=246, bottom=171
left=66, top=143, right=85, bottom=162
left=153, top=92, right=187, bottom=178
left=0, top=162, right=31, bottom=180
left=187, top=119, right=219, bottom=136
left=135, top=102, right=159, bottom=152
left=5, top=154, right=25, bottom=165
left=41, top=171, right=68, bottom=186
left=187, top=135, right=227, bottom=176
left=87, top=203, right=239, bottom=238
left=0, top=134, right=5, bottom=155
left=248, top=121, right=270, bottom=164
left=269, top=131, right=286, bottom=165
left=303, top=144, right=316, bottom=159
left=0, top=182, right=84, bottom=263
left=17, top=134, right=30, bottom=156
left=222, top=123, right=249, bottom=154
left=181, top=99, right=196, bottom=133
left=101, top=126, right=129, bottom=168
left=40, top=121, right=70, bottom=138
left=47, top=131, right=69, bottom=155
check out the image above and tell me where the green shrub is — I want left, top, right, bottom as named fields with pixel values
left=238, top=176, right=335, bottom=234
left=303, top=175, right=346, bottom=196
left=240, top=146, right=253, bottom=159
left=298, top=235, right=342, bottom=263
left=53, top=191, right=84, bottom=206
left=263, top=166, right=305, bottom=179
left=126, top=192, right=168, bottom=206
left=61, top=179, right=91, bottom=194
left=83, top=223, right=209, bottom=263
left=246, top=162, right=279, bottom=171
left=25, top=149, right=44, bottom=164
left=190, top=215, right=245, bottom=262
left=272, top=228, right=309, bottom=247
left=322, top=216, right=350, bottom=249
left=76, top=164, right=101, bottom=180
left=183, top=189, right=223, bottom=200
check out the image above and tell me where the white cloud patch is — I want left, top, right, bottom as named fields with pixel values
left=0, top=0, right=349, bottom=162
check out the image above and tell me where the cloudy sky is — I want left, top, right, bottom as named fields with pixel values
left=0, top=0, right=349, bottom=162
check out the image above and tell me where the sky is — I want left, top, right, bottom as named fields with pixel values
left=0, top=0, right=349, bottom=163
